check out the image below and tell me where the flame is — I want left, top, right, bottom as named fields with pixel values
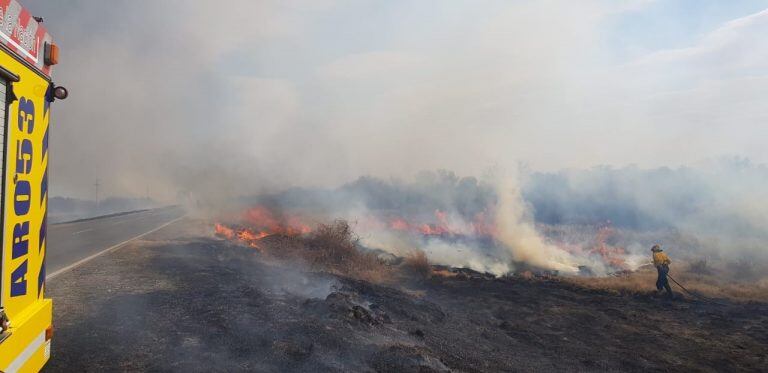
left=380, top=209, right=495, bottom=238
left=214, top=223, right=235, bottom=239
left=237, top=229, right=269, bottom=242
left=419, top=223, right=448, bottom=236
left=215, top=204, right=633, bottom=275
left=243, top=206, right=311, bottom=236
left=588, top=225, right=627, bottom=269
left=389, top=218, right=410, bottom=231
left=214, top=225, right=270, bottom=250
left=214, top=205, right=314, bottom=250
left=471, top=211, right=496, bottom=236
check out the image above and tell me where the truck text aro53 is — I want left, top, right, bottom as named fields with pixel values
left=0, top=1, right=65, bottom=372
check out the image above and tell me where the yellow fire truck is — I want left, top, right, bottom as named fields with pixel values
left=0, top=1, right=66, bottom=372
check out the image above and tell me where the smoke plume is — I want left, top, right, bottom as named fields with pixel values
left=24, top=1, right=768, bottom=202
left=494, top=178, right=581, bottom=274
left=21, top=1, right=768, bottom=274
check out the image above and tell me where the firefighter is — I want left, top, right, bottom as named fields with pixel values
left=651, top=244, right=673, bottom=298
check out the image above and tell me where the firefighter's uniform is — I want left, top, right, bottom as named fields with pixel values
left=652, top=246, right=673, bottom=297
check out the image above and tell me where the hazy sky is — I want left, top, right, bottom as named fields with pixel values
left=24, top=0, right=768, bottom=201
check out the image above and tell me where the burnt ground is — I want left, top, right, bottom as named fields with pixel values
left=44, top=220, right=768, bottom=372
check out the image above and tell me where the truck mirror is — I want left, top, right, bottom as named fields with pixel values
left=53, top=85, right=68, bottom=100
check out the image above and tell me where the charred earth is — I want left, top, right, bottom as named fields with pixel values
left=44, top=219, right=767, bottom=372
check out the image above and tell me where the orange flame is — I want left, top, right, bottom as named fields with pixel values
left=589, top=225, right=627, bottom=269
left=217, top=205, right=630, bottom=273
left=243, top=206, right=312, bottom=236
left=237, top=229, right=269, bottom=242
left=214, top=223, right=235, bottom=239
left=215, top=205, right=314, bottom=250
left=215, top=224, right=269, bottom=250
left=382, top=209, right=495, bottom=238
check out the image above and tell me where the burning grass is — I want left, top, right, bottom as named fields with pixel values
left=214, top=216, right=447, bottom=284
left=216, top=218, right=392, bottom=283
left=218, top=214, right=768, bottom=302
left=213, top=205, right=768, bottom=302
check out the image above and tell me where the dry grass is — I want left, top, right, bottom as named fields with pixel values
left=404, top=249, right=432, bottom=279
left=239, top=217, right=768, bottom=302
left=567, top=263, right=768, bottom=302
left=254, top=220, right=441, bottom=284
left=568, top=266, right=657, bottom=295
left=245, top=220, right=393, bottom=283
left=301, top=220, right=391, bottom=283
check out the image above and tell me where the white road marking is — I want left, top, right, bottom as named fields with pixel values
left=47, top=215, right=186, bottom=280
left=72, top=228, right=93, bottom=235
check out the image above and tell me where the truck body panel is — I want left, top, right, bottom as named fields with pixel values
left=0, top=1, right=54, bottom=371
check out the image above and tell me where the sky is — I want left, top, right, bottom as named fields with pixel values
left=23, top=0, right=768, bottom=201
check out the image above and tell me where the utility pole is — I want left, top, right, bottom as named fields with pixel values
left=94, top=179, right=100, bottom=210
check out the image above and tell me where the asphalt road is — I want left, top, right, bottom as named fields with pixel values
left=46, top=206, right=185, bottom=278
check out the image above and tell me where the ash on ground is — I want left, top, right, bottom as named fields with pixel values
left=44, top=220, right=767, bottom=372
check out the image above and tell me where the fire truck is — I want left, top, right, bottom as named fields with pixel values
left=0, top=1, right=66, bottom=372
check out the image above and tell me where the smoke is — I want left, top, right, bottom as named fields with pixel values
left=421, top=240, right=510, bottom=276
left=494, top=177, right=581, bottom=274
left=226, top=169, right=624, bottom=276
left=524, top=157, right=768, bottom=261
left=23, top=1, right=768, bottom=204
left=20, top=2, right=768, bottom=274
left=232, top=160, right=768, bottom=277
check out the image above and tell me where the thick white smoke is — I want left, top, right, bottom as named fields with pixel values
left=24, top=1, right=768, bottom=276
left=493, top=178, right=581, bottom=274
left=339, top=173, right=628, bottom=276
left=26, top=1, right=768, bottom=204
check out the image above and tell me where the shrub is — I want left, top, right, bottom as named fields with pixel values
left=404, top=249, right=431, bottom=278
left=303, top=220, right=389, bottom=282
